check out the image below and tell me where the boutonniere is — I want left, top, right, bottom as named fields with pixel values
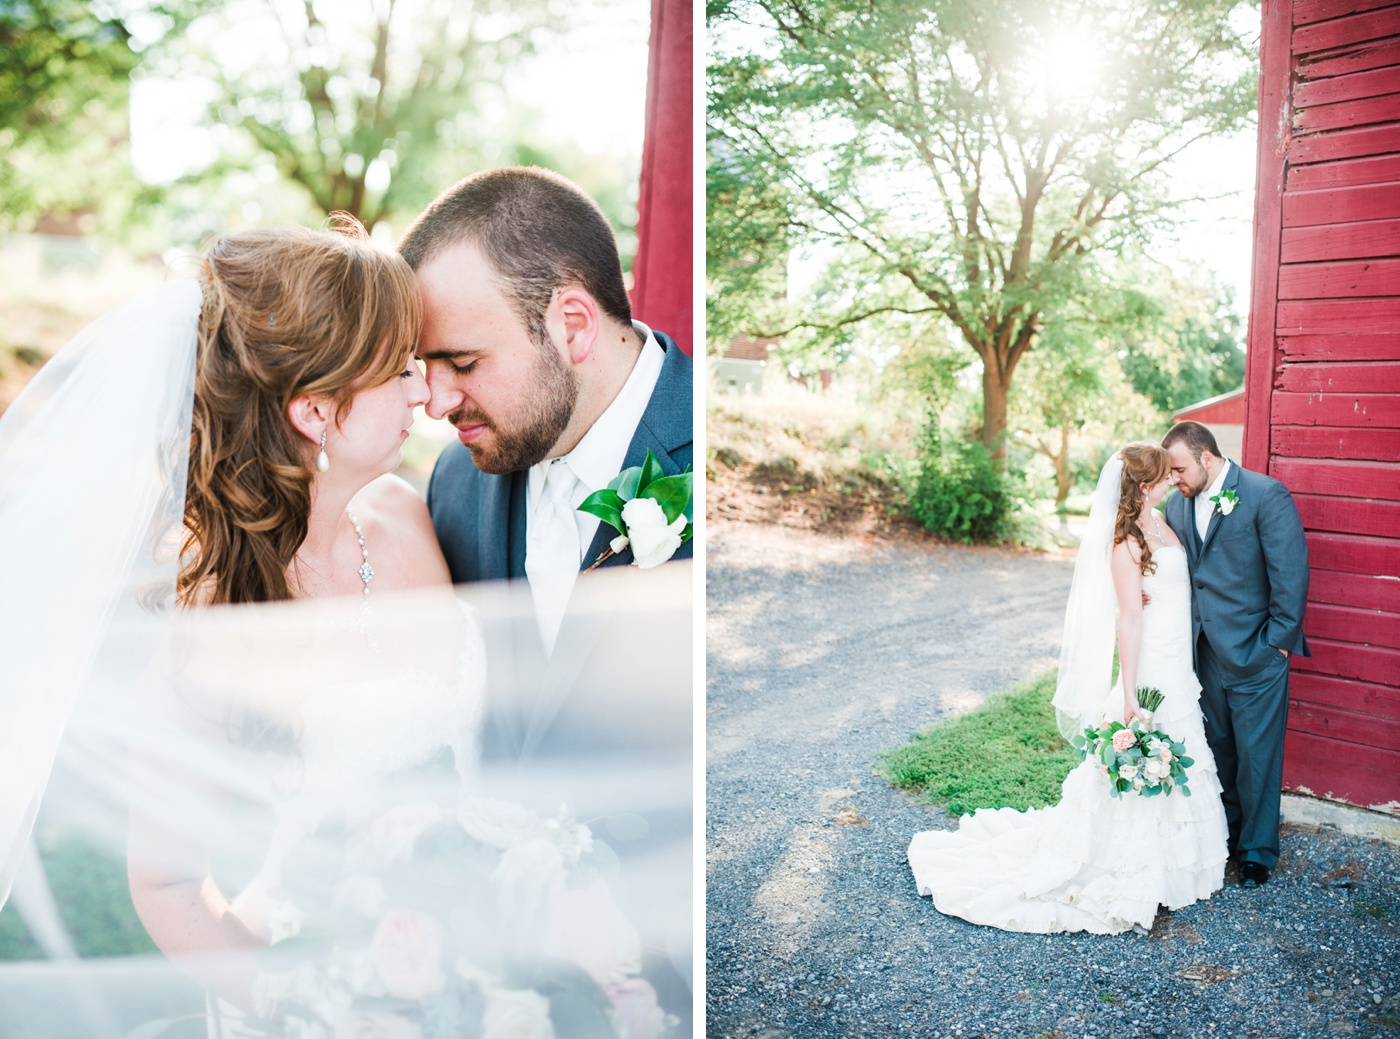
left=1210, top=487, right=1240, bottom=516
left=578, top=449, right=693, bottom=570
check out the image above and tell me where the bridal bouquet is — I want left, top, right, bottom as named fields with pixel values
left=247, top=798, right=678, bottom=1039
left=1074, top=689, right=1194, bottom=799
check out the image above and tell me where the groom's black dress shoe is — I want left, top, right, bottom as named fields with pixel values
left=1239, top=861, right=1269, bottom=888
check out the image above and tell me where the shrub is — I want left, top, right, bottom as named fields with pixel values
left=908, top=422, right=1013, bottom=544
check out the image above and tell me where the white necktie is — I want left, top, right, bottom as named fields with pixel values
left=1196, top=490, right=1214, bottom=542
left=525, top=459, right=581, bottom=655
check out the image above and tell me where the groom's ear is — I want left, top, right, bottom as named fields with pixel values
left=287, top=394, right=333, bottom=443
left=553, top=286, right=600, bottom=365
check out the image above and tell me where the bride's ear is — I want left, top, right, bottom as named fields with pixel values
left=287, top=394, right=333, bottom=444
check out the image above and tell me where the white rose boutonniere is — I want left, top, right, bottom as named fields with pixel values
left=578, top=449, right=693, bottom=571
left=1210, top=487, right=1240, bottom=516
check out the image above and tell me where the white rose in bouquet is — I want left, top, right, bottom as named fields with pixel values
left=458, top=797, right=547, bottom=850
left=1118, top=764, right=1140, bottom=781
left=620, top=497, right=686, bottom=569
left=481, top=987, right=555, bottom=1039
left=494, top=837, right=569, bottom=918
left=1144, top=758, right=1167, bottom=779
left=334, top=1009, right=424, bottom=1039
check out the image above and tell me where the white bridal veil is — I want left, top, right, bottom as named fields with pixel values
left=1050, top=452, right=1125, bottom=742
left=0, top=282, right=693, bottom=1039
left=0, top=280, right=202, bottom=906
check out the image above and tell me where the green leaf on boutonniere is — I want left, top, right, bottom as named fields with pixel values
left=636, top=449, right=665, bottom=495
left=640, top=471, right=693, bottom=525
left=577, top=487, right=626, bottom=533
left=608, top=467, right=642, bottom=499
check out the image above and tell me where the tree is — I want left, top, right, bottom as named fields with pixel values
left=708, top=0, right=1257, bottom=460
left=1119, top=277, right=1247, bottom=414
left=0, top=0, right=138, bottom=230
left=177, top=0, right=560, bottom=229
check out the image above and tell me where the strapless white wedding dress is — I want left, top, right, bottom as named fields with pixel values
left=907, top=546, right=1229, bottom=934
left=209, top=606, right=486, bottom=1037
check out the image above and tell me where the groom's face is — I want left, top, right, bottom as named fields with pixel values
left=415, top=243, right=578, bottom=474
left=1166, top=443, right=1211, bottom=498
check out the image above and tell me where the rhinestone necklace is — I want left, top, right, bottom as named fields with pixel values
left=345, top=506, right=378, bottom=651
left=1143, top=508, right=1165, bottom=542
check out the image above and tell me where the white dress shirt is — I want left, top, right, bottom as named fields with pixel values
left=1196, top=459, right=1232, bottom=542
left=524, top=322, right=666, bottom=652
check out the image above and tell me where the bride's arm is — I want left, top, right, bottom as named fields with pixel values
left=1110, top=540, right=1145, bottom=724
left=127, top=751, right=265, bottom=1012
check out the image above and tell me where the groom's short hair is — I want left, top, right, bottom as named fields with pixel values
left=398, top=167, right=632, bottom=342
left=1162, top=420, right=1222, bottom=461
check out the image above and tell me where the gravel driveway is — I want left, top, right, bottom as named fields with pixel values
left=706, top=521, right=1400, bottom=1039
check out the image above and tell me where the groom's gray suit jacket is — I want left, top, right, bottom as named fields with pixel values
left=426, top=331, right=693, bottom=585
left=1163, top=462, right=1311, bottom=675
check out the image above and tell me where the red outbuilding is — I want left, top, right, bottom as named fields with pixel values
left=1244, top=0, right=1400, bottom=813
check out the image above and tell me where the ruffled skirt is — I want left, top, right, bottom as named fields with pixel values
left=907, top=675, right=1228, bottom=934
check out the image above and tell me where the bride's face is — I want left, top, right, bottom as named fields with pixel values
left=326, top=357, right=431, bottom=477
left=1142, top=477, right=1171, bottom=510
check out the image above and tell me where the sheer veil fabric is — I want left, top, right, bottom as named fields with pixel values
left=0, top=283, right=693, bottom=1038
left=1051, top=453, right=1124, bottom=742
left=0, top=280, right=201, bottom=907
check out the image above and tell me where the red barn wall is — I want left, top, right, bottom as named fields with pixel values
left=1245, top=0, right=1400, bottom=813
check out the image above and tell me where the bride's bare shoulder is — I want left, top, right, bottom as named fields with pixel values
left=351, top=475, right=450, bottom=588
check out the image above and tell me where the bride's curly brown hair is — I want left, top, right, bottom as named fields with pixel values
left=1114, top=442, right=1171, bottom=576
left=180, top=218, right=421, bottom=606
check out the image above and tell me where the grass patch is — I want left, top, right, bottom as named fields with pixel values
left=1352, top=894, right=1393, bottom=921
left=879, top=670, right=1081, bottom=816
left=0, top=829, right=159, bottom=961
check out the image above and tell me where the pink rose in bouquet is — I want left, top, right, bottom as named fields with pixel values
left=372, top=909, right=448, bottom=1000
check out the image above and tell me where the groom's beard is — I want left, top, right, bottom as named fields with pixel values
left=1176, top=469, right=1209, bottom=498
left=450, top=340, right=579, bottom=474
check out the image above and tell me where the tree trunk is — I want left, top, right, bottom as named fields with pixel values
left=1054, top=422, right=1073, bottom=508
left=981, top=363, right=1011, bottom=462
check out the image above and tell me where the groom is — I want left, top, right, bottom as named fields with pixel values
left=1161, top=421, right=1309, bottom=888
left=398, top=167, right=693, bottom=654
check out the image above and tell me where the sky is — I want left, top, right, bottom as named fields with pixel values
left=129, top=0, right=651, bottom=192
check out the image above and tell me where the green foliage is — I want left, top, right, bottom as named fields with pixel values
left=908, top=420, right=1015, bottom=545
left=0, top=829, right=159, bottom=960
left=1120, top=280, right=1247, bottom=414
left=708, top=0, right=1259, bottom=454
left=880, top=671, right=1079, bottom=816
left=179, top=0, right=560, bottom=229
left=0, top=0, right=138, bottom=232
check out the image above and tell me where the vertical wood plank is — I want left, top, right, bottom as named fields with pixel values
left=1246, top=0, right=1296, bottom=473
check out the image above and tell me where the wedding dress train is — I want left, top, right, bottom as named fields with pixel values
left=907, top=546, right=1229, bottom=934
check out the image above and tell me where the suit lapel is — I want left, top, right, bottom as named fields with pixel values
left=507, top=471, right=528, bottom=579
left=579, top=334, right=693, bottom=571
left=474, top=472, right=515, bottom=582
left=1197, top=463, right=1241, bottom=559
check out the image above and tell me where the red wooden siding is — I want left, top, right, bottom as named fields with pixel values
left=1246, top=0, right=1400, bottom=813
left=1172, top=388, right=1246, bottom=424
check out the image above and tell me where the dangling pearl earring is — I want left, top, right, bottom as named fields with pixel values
left=316, top=431, right=330, bottom=473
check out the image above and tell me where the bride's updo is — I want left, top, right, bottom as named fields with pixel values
left=181, top=218, right=422, bottom=606
left=1114, top=442, right=1171, bottom=576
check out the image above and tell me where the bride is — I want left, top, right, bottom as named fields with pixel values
left=0, top=222, right=689, bottom=1037
left=907, top=442, right=1229, bottom=934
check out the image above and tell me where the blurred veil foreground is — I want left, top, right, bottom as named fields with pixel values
left=0, top=567, right=693, bottom=1039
